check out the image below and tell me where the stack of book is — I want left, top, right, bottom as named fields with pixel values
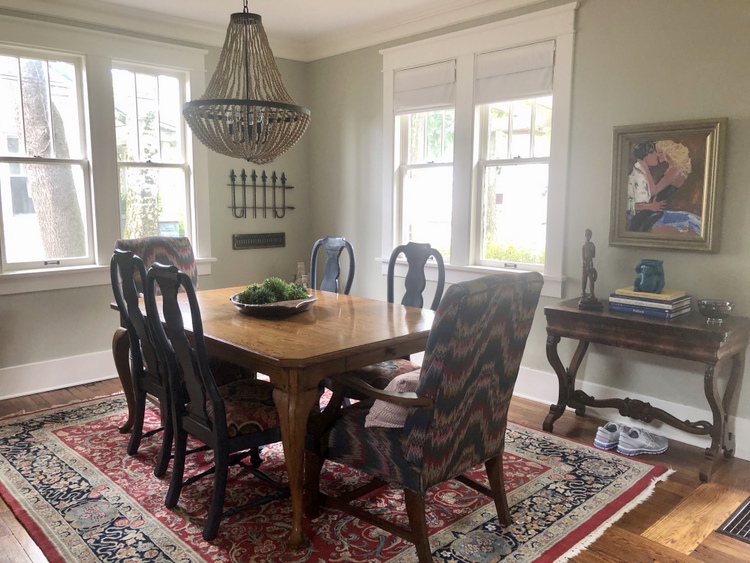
left=608, top=287, right=692, bottom=319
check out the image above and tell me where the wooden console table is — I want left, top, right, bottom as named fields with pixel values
left=544, top=298, right=750, bottom=482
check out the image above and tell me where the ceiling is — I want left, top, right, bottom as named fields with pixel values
left=0, top=0, right=545, bottom=61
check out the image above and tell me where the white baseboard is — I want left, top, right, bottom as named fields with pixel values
left=514, top=366, right=750, bottom=462
left=0, top=350, right=118, bottom=401
left=2, top=353, right=747, bottom=463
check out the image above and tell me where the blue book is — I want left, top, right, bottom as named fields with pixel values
left=607, top=301, right=691, bottom=319
left=608, top=293, right=692, bottom=310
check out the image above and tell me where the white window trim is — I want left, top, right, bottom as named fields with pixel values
left=0, top=14, right=212, bottom=295
left=380, top=2, right=578, bottom=298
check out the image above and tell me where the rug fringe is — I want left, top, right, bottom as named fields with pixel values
left=554, top=467, right=676, bottom=562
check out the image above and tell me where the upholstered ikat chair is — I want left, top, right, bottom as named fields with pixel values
left=114, top=236, right=198, bottom=292
left=309, top=236, right=355, bottom=294
left=145, top=263, right=288, bottom=541
left=309, top=271, right=543, bottom=562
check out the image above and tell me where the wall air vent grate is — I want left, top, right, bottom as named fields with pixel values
left=232, top=233, right=285, bottom=250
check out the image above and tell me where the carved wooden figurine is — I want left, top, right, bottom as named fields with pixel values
left=579, top=228, right=603, bottom=310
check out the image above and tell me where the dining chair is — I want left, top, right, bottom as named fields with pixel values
left=114, top=236, right=198, bottom=292
left=112, top=237, right=246, bottom=446
left=144, top=262, right=289, bottom=541
left=335, top=242, right=446, bottom=399
left=309, top=236, right=355, bottom=294
left=309, top=271, right=544, bottom=562
left=110, top=249, right=172, bottom=477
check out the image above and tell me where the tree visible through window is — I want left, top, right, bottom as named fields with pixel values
left=112, top=67, right=187, bottom=239
left=0, top=53, right=89, bottom=266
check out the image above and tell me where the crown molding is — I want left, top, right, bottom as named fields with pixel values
left=0, top=0, right=547, bottom=62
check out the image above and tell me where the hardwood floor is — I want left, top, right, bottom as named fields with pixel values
left=0, top=378, right=749, bottom=562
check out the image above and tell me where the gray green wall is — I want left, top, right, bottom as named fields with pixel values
left=1, top=0, right=749, bottom=440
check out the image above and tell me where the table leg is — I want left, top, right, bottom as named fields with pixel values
left=273, top=382, right=321, bottom=550
left=544, top=336, right=589, bottom=432
left=112, top=327, right=135, bottom=433
left=701, top=353, right=742, bottom=482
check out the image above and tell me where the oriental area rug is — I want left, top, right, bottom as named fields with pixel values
left=0, top=395, right=672, bottom=562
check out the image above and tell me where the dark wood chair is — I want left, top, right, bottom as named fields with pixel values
left=144, top=262, right=288, bottom=541
left=310, top=271, right=544, bottom=562
left=110, top=249, right=172, bottom=477
left=309, top=236, right=355, bottom=294
left=387, top=241, right=445, bottom=311
left=333, top=242, right=446, bottom=399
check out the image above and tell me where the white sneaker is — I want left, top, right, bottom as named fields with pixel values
left=617, top=427, right=668, bottom=456
left=594, top=421, right=630, bottom=450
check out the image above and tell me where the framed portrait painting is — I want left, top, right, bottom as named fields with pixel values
left=609, top=118, right=727, bottom=252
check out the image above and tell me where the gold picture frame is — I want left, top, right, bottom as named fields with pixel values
left=609, top=118, right=726, bottom=252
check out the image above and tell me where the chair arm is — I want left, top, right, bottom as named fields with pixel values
left=335, top=374, right=433, bottom=407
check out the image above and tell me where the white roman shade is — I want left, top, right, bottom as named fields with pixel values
left=475, top=40, right=554, bottom=105
left=393, top=59, right=456, bottom=114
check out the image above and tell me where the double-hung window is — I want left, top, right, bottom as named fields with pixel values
left=0, top=49, right=90, bottom=271
left=382, top=3, right=577, bottom=296
left=394, top=60, right=456, bottom=260
left=0, top=16, right=209, bottom=294
left=113, top=66, right=190, bottom=239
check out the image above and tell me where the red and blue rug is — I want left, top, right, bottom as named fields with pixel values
left=0, top=395, right=671, bottom=562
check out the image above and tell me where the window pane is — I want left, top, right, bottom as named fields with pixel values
left=509, top=100, right=532, bottom=158
left=0, top=56, right=80, bottom=158
left=0, top=162, right=87, bottom=263
left=407, top=109, right=454, bottom=164
left=401, top=166, right=452, bottom=258
left=113, top=69, right=183, bottom=163
left=158, top=75, right=181, bottom=162
left=487, top=103, right=510, bottom=160
left=481, top=163, right=547, bottom=264
left=119, top=166, right=187, bottom=238
left=534, top=96, right=552, bottom=158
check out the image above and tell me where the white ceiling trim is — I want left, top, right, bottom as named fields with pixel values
left=0, top=0, right=547, bottom=62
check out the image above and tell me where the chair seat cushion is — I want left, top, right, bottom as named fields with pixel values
left=335, top=358, right=419, bottom=399
left=365, top=370, right=421, bottom=428
left=217, top=379, right=279, bottom=437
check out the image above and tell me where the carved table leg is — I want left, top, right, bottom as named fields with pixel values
left=544, top=336, right=590, bottom=431
left=700, top=353, right=742, bottom=482
left=112, top=327, right=135, bottom=433
left=273, top=380, right=320, bottom=550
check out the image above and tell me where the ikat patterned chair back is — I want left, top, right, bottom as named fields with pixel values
left=114, top=236, right=198, bottom=293
left=404, top=271, right=543, bottom=488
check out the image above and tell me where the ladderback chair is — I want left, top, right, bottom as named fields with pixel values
left=309, top=236, right=355, bottom=294
left=110, top=249, right=172, bottom=477
left=314, top=271, right=543, bottom=562
left=145, top=263, right=288, bottom=541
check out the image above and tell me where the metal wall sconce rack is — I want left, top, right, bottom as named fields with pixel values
left=229, top=169, right=294, bottom=219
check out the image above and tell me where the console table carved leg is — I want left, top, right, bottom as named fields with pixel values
left=701, top=353, right=742, bottom=482
left=544, top=335, right=589, bottom=431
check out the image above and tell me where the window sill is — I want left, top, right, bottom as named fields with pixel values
left=0, top=257, right=215, bottom=296
left=378, top=258, right=563, bottom=298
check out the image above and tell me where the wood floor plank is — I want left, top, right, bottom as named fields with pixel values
left=691, top=531, right=750, bottom=563
left=641, top=482, right=749, bottom=554
left=576, top=526, right=696, bottom=562
left=0, top=383, right=749, bottom=561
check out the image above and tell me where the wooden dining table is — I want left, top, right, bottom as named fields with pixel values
left=112, top=286, right=434, bottom=549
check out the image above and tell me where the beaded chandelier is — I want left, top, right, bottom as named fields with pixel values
left=183, top=1, right=311, bottom=163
